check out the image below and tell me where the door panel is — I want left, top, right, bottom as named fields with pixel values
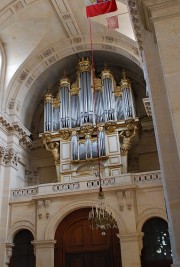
left=66, top=252, right=111, bottom=267
left=66, top=253, right=85, bottom=267
left=55, top=208, right=121, bottom=267
left=89, top=251, right=111, bottom=267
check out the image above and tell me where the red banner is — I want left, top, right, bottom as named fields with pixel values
left=86, top=0, right=117, bottom=18
left=107, top=15, right=119, bottom=29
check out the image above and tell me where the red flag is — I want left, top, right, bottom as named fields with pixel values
left=86, top=0, right=117, bottom=18
left=106, top=15, right=119, bottom=29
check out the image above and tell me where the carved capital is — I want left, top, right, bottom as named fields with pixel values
left=5, top=243, right=14, bottom=264
left=2, top=148, right=20, bottom=166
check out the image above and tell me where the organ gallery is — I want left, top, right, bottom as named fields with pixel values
left=41, top=58, right=139, bottom=182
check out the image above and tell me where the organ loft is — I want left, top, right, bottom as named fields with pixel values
left=41, top=58, right=140, bottom=182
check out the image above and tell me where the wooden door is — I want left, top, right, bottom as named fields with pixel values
left=66, top=251, right=111, bottom=267
left=55, top=208, right=121, bottom=267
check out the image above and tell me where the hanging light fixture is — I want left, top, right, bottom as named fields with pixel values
left=88, top=155, right=118, bottom=235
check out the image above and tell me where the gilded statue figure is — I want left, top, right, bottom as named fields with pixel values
left=45, top=142, right=59, bottom=162
left=120, top=126, right=137, bottom=154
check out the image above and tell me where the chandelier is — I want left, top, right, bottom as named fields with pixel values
left=88, top=171, right=118, bottom=235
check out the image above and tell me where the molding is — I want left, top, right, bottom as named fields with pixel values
left=45, top=200, right=127, bottom=240
left=32, top=240, right=56, bottom=248
left=136, top=207, right=167, bottom=232
left=127, top=0, right=143, bottom=51
left=118, top=232, right=143, bottom=242
left=0, top=113, right=32, bottom=150
left=6, top=220, right=35, bottom=243
left=135, top=0, right=180, bottom=32
left=0, top=0, right=39, bottom=31
left=50, top=0, right=82, bottom=37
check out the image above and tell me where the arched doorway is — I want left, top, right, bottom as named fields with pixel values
left=141, top=217, right=172, bottom=267
left=10, top=229, right=35, bottom=267
left=54, top=208, right=121, bottom=267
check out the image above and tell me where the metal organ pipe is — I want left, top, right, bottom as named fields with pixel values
left=71, top=131, right=78, bottom=160
left=94, top=90, right=104, bottom=123
left=44, top=90, right=53, bottom=132
left=115, top=94, right=125, bottom=120
left=101, top=67, right=116, bottom=122
left=85, top=134, right=92, bottom=159
left=120, top=70, right=136, bottom=120
left=78, top=59, right=93, bottom=125
left=98, top=128, right=106, bottom=157
left=59, top=76, right=70, bottom=129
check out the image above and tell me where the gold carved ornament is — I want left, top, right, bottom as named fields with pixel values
left=59, top=129, right=71, bottom=140
left=78, top=58, right=91, bottom=72
left=104, top=121, right=117, bottom=134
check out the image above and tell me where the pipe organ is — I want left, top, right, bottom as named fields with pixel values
left=41, top=58, right=139, bottom=182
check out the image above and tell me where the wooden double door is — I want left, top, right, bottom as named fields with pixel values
left=66, top=251, right=111, bottom=267
left=55, top=208, right=121, bottom=267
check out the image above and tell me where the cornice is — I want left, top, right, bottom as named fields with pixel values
left=136, top=0, right=180, bottom=32
left=127, top=0, right=144, bottom=51
left=0, top=114, right=33, bottom=149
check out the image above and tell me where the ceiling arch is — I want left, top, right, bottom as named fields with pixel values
left=26, top=50, right=146, bottom=133
left=4, top=33, right=142, bottom=131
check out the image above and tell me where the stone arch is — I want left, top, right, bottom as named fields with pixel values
left=137, top=208, right=167, bottom=233
left=4, top=33, right=141, bottom=129
left=45, top=200, right=127, bottom=240
left=6, top=220, right=35, bottom=243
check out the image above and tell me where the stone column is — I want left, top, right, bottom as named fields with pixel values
left=136, top=1, right=180, bottom=265
left=0, top=148, right=19, bottom=266
left=32, top=240, right=56, bottom=267
left=118, top=233, right=143, bottom=267
left=5, top=243, right=14, bottom=266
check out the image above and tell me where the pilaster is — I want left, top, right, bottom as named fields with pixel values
left=118, top=233, right=143, bottom=267
left=32, top=240, right=56, bottom=267
left=0, top=146, right=20, bottom=266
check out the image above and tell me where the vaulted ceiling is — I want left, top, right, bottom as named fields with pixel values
left=0, top=0, right=146, bottom=132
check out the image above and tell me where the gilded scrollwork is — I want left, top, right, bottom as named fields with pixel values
left=78, top=57, right=91, bottom=72
left=80, top=124, right=95, bottom=135
left=94, top=78, right=102, bottom=91
left=41, top=133, right=52, bottom=144
left=70, top=80, right=79, bottom=96
left=105, top=121, right=117, bottom=134
left=59, top=129, right=71, bottom=140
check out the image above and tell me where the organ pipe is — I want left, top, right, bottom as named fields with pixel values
left=120, top=70, right=136, bottom=119
left=78, top=58, right=93, bottom=125
left=59, top=75, right=70, bottom=129
left=101, top=67, right=116, bottom=122
left=44, top=90, right=53, bottom=132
